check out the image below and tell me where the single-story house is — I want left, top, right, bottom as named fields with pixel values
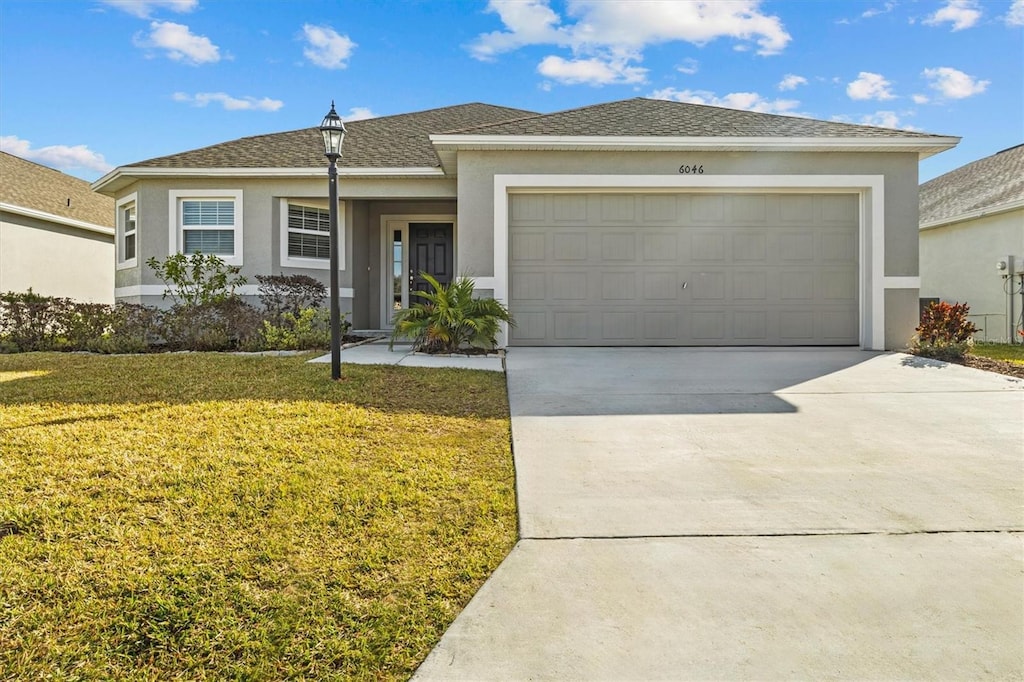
left=1, top=151, right=114, bottom=303
left=92, top=97, right=958, bottom=349
left=919, top=144, right=1024, bottom=342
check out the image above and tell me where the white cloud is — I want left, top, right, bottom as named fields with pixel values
left=846, top=71, right=895, bottom=100
left=859, top=111, right=903, bottom=129
left=651, top=87, right=801, bottom=114
left=912, top=93, right=930, bottom=104
left=100, top=0, right=197, bottom=18
left=1007, top=0, right=1024, bottom=25
left=301, top=24, right=356, bottom=69
left=922, top=66, right=989, bottom=99
left=343, top=107, right=377, bottom=121
left=538, top=54, right=647, bottom=85
left=778, top=74, right=807, bottom=91
left=469, top=0, right=791, bottom=87
left=134, top=20, right=220, bottom=64
left=676, top=58, right=699, bottom=75
left=923, top=0, right=982, bottom=31
left=0, top=135, right=113, bottom=174
left=172, top=92, right=284, bottom=111
left=861, top=2, right=896, bottom=19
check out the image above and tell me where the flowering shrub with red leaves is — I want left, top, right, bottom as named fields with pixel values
left=910, top=301, right=979, bottom=360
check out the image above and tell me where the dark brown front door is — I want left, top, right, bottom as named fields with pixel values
left=409, top=223, right=454, bottom=293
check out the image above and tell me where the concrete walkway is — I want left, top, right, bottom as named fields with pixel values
left=309, top=339, right=504, bottom=371
left=414, top=348, right=1024, bottom=680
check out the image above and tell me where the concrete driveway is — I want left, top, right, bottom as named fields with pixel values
left=414, top=348, right=1023, bottom=680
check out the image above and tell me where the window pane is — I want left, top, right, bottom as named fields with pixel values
left=288, top=232, right=330, bottom=259
left=287, top=204, right=330, bottom=233
left=124, top=233, right=136, bottom=261
left=183, top=229, right=234, bottom=254
left=183, top=200, right=234, bottom=226
left=124, top=205, right=136, bottom=234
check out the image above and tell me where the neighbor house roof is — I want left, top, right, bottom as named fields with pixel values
left=0, top=152, right=114, bottom=233
left=447, top=97, right=949, bottom=139
left=124, top=103, right=537, bottom=170
left=919, top=144, right=1024, bottom=229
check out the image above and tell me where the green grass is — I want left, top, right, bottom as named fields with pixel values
left=972, top=342, right=1024, bottom=365
left=0, top=352, right=516, bottom=680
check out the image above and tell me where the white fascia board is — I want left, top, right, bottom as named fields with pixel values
left=92, top=166, right=445, bottom=193
left=919, top=199, right=1024, bottom=231
left=0, top=202, right=115, bottom=236
left=429, top=134, right=960, bottom=159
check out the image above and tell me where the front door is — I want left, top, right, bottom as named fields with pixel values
left=409, top=223, right=454, bottom=293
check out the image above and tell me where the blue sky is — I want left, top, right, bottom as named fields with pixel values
left=1, top=0, right=1021, bottom=184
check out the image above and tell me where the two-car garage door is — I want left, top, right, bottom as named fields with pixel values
left=508, top=192, right=859, bottom=346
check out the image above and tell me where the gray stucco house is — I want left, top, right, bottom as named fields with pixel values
left=2, top=151, right=114, bottom=303
left=92, top=97, right=958, bottom=349
left=919, top=144, right=1024, bottom=342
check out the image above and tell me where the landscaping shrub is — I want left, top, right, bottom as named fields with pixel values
left=146, top=252, right=246, bottom=307
left=259, top=307, right=340, bottom=350
left=160, top=298, right=264, bottom=351
left=390, top=274, right=513, bottom=353
left=910, top=300, right=979, bottom=360
left=256, top=274, right=327, bottom=325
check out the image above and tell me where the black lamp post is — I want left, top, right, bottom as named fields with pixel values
left=320, top=101, right=346, bottom=380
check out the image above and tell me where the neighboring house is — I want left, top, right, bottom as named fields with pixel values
left=92, top=97, right=958, bottom=349
left=1, top=151, right=115, bottom=303
left=919, top=144, right=1024, bottom=342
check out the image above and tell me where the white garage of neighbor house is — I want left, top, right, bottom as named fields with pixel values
left=1, top=151, right=115, bottom=303
left=919, top=144, right=1024, bottom=342
left=92, top=98, right=958, bottom=349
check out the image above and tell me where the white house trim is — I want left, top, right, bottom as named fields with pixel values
left=114, top=284, right=355, bottom=299
left=430, top=135, right=959, bottom=159
left=491, top=173, right=889, bottom=350
left=92, top=166, right=444, bottom=193
left=115, top=192, right=138, bottom=270
left=0, top=202, right=114, bottom=236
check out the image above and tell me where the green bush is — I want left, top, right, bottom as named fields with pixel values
left=160, top=299, right=264, bottom=352
left=390, top=274, right=513, bottom=354
left=256, top=274, right=327, bottom=326
left=146, top=252, right=246, bottom=307
left=260, top=308, right=342, bottom=350
left=910, top=301, right=979, bottom=360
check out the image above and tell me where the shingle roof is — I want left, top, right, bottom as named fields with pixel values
left=448, top=97, right=950, bottom=139
left=920, top=144, right=1024, bottom=226
left=129, top=103, right=538, bottom=169
left=0, top=151, right=113, bottom=227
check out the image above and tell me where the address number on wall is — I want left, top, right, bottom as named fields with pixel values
left=678, top=164, right=704, bottom=174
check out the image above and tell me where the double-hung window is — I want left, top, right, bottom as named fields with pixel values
left=280, top=198, right=343, bottom=269
left=116, top=193, right=138, bottom=269
left=169, top=190, right=243, bottom=265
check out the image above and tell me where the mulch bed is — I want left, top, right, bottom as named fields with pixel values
left=951, top=355, right=1024, bottom=380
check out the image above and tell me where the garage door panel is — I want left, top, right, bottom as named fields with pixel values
left=508, top=192, right=858, bottom=346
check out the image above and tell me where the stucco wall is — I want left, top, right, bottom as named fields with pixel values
left=0, top=210, right=114, bottom=303
left=456, top=149, right=921, bottom=349
left=920, top=208, right=1024, bottom=342
left=111, top=176, right=455, bottom=318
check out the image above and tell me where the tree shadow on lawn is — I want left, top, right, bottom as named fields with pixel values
left=0, top=353, right=508, bottom=420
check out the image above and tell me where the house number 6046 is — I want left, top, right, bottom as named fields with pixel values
left=679, top=164, right=704, bottom=174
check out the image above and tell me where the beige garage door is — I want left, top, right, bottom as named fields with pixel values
left=508, top=192, right=859, bottom=346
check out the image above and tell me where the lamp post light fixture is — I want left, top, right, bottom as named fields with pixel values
left=320, top=101, right=346, bottom=380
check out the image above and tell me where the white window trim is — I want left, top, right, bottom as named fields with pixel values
left=279, top=198, right=345, bottom=270
left=115, top=192, right=138, bottom=270
left=168, top=189, right=243, bottom=266
left=487, top=174, right=890, bottom=350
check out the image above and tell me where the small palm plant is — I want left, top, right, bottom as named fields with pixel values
left=390, top=273, right=513, bottom=353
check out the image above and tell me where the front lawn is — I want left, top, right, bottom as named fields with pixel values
left=0, top=353, right=516, bottom=680
left=972, top=342, right=1024, bottom=365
